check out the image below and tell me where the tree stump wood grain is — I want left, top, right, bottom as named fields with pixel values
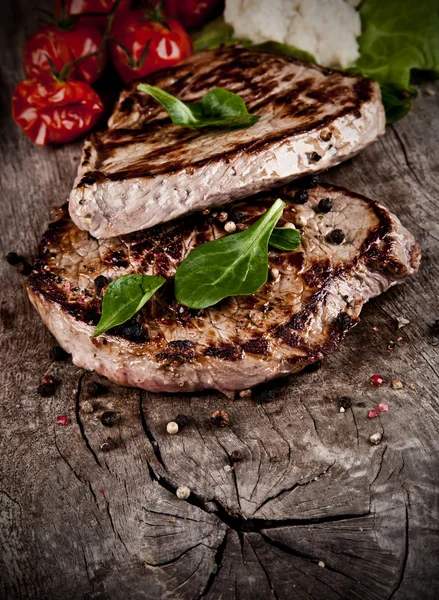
left=1, top=2, right=438, bottom=598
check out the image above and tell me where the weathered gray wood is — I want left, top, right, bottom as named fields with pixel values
left=1, top=1, right=439, bottom=598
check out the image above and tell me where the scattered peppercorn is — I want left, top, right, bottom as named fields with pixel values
left=101, top=411, right=118, bottom=427
left=37, top=384, right=54, bottom=397
left=211, top=410, right=230, bottom=427
left=338, top=396, right=353, bottom=410
left=295, top=215, right=307, bottom=228
left=328, top=229, right=345, bottom=244
left=17, top=260, right=32, bottom=276
left=176, top=486, right=191, bottom=500
left=167, top=421, right=179, bottom=435
left=56, top=415, right=69, bottom=426
left=318, top=198, right=333, bottom=213
left=175, top=414, right=189, bottom=429
left=370, top=374, right=384, bottom=387
left=224, top=221, right=237, bottom=233
left=369, top=432, right=383, bottom=445
left=299, top=174, right=320, bottom=189
left=121, top=322, right=145, bottom=342
left=258, top=388, right=275, bottom=403
left=293, top=189, right=309, bottom=204
left=308, top=151, right=321, bottom=162
left=49, top=345, right=69, bottom=362
left=303, top=360, right=322, bottom=373
left=430, top=320, right=439, bottom=337
left=87, top=381, right=106, bottom=398
left=336, top=312, right=353, bottom=332
left=37, top=375, right=58, bottom=397
left=94, top=275, right=108, bottom=294
left=231, top=450, right=243, bottom=463
left=5, top=252, right=23, bottom=265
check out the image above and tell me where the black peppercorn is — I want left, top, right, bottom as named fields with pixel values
left=299, top=174, right=320, bottom=189
left=336, top=312, right=353, bottom=331
left=87, top=381, right=106, bottom=398
left=258, top=388, right=275, bottom=403
left=175, top=414, right=189, bottom=428
left=293, top=189, right=309, bottom=204
left=308, top=151, right=321, bottom=162
left=17, top=260, right=32, bottom=276
left=94, top=275, right=108, bottom=294
left=101, top=411, right=118, bottom=427
left=231, top=450, right=243, bottom=464
left=318, top=198, right=333, bottom=213
left=211, top=410, right=230, bottom=427
left=49, top=345, right=69, bottom=361
left=121, top=322, right=145, bottom=342
left=5, top=252, right=22, bottom=265
left=37, top=375, right=58, bottom=397
left=328, top=229, right=345, bottom=244
left=303, top=360, right=322, bottom=373
left=430, top=320, right=439, bottom=337
left=338, top=396, right=353, bottom=410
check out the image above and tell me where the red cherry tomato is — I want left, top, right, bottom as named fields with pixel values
left=56, top=0, right=131, bottom=33
left=110, top=8, right=193, bottom=84
left=23, top=23, right=105, bottom=85
left=12, top=75, right=104, bottom=145
left=150, top=0, right=224, bottom=30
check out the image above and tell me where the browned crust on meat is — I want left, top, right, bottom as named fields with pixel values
left=28, top=183, right=420, bottom=388
left=76, top=47, right=378, bottom=184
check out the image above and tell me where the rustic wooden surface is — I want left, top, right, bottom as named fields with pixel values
left=1, top=2, right=439, bottom=599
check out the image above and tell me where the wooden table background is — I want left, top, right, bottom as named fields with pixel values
left=1, top=2, right=439, bottom=598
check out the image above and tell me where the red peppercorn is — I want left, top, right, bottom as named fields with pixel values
left=56, top=415, right=69, bottom=426
left=370, top=374, right=384, bottom=387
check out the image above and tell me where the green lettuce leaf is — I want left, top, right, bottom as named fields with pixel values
left=353, top=0, right=439, bottom=122
left=192, top=16, right=316, bottom=63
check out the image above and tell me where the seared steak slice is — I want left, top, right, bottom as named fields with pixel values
left=29, top=184, right=419, bottom=395
left=69, top=47, right=385, bottom=239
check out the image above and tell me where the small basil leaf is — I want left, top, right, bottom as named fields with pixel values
left=269, top=227, right=301, bottom=251
left=137, top=83, right=259, bottom=130
left=175, top=199, right=286, bottom=309
left=93, top=274, right=165, bottom=337
left=137, top=84, right=198, bottom=126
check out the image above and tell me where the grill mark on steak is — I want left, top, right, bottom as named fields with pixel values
left=69, top=47, right=385, bottom=239
left=28, top=183, right=420, bottom=394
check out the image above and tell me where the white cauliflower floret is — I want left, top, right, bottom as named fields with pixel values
left=224, top=0, right=361, bottom=68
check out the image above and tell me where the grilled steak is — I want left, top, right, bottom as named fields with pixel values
left=29, top=183, right=419, bottom=395
left=69, top=47, right=385, bottom=239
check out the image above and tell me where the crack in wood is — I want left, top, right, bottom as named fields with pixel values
left=74, top=372, right=101, bottom=467
left=104, top=496, right=129, bottom=554
left=139, top=391, right=167, bottom=471
left=198, top=530, right=229, bottom=599
left=260, top=531, right=360, bottom=585
left=254, top=460, right=336, bottom=514
left=247, top=536, right=280, bottom=600
left=389, top=504, right=410, bottom=599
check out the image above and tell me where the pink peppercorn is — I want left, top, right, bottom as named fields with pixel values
left=56, top=415, right=69, bottom=426
left=370, top=374, right=384, bottom=386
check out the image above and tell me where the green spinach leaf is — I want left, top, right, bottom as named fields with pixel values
left=269, top=227, right=301, bottom=251
left=94, top=274, right=165, bottom=337
left=353, top=0, right=439, bottom=122
left=175, top=199, right=286, bottom=309
left=137, top=84, right=259, bottom=129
